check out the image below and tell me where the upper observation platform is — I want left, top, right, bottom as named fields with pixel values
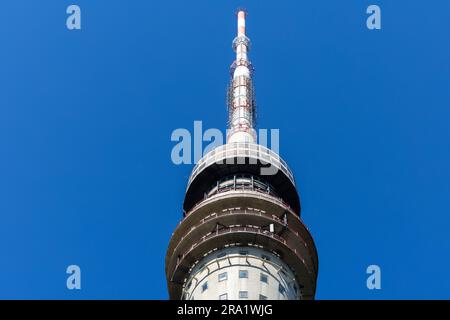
left=183, top=143, right=301, bottom=214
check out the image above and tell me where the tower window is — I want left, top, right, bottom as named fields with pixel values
left=260, top=273, right=268, bottom=284
left=219, top=293, right=228, bottom=300
left=218, top=272, right=228, bottom=282
left=239, top=270, right=248, bottom=278
left=259, top=294, right=267, bottom=300
left=239, top=291, right=248, bottom=299
left=202, top=282, right=208, bottom=293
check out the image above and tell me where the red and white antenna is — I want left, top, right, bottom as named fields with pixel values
left=227, top=9, right=257, bottom=144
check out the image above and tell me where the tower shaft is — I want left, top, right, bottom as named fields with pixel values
left=166, top=10, right=318, bottom=301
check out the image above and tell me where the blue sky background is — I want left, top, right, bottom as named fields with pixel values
left=1, top=0, right=449, bottom=299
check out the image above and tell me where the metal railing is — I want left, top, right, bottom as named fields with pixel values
left=184, top=188, right=295, bottom=219
left=171, top=209, right=292, bottom=262
left=174, top=208, right=289, bottom=254
left=175, top=190, right=318, bottom=272
left=173, top=225, right=312, bottom=278
left=187, top=143, right=296, bottom=188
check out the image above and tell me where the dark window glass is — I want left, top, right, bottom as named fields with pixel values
left=239, top=270, right=248, bottom=278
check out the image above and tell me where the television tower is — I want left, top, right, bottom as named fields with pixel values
left=166, top=10, right=318, bottom=300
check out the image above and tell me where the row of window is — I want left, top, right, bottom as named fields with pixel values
left=206, top=175, right=280, bottom=200
left=202, top=274, right=285, bottom=295
left=219, top=292, right=268, bottom=300
left=217, top=270, right=268, bottom=283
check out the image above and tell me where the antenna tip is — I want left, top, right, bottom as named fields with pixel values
left=236, top=8, right=247, bottom=17
left=236, top=8, right=247, bottom=36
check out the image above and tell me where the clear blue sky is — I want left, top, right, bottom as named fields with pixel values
left=1, top=0, right=449, bottom=299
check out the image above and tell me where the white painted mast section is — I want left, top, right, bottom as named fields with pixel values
left=227, top=10, right=257, bottom=144
left=236, top=11, right=247, bottom=60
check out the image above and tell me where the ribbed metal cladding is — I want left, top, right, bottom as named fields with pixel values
left=165, top=11, right=318, bottom=300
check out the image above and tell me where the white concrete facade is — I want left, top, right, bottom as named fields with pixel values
left=182, top=246, right=301, bottom=300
